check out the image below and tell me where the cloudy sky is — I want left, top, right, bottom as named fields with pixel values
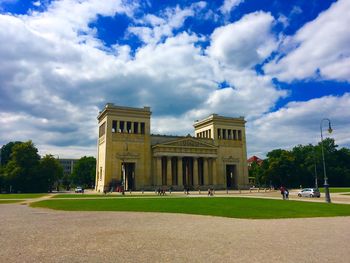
left=0, top=0, right=349, bottom=158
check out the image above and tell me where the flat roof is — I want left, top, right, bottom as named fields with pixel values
left=97, top=103, right=151, bottom=120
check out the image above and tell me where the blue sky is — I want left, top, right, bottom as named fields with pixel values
left=0, top=0, right=349, bottom=158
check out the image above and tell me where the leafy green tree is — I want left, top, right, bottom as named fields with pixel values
left=255, top=138, right=350, bottom=188
left=249, top=161, right=264, bottom=187
left=0, top=141, right=22, bottom=166
left=265, top=149, right=296, bottom=187
left=61, top=173, right=72, bottom=190
left=39, top=155, right=63, bottom=192
left=4, top=141, right=41, bottom=192
left=292, top=144, right=316, bottom=188
left=71, top=156, right=96, bottom=188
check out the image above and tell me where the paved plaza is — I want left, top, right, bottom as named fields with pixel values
left=1, top=193, right=350, bottom=263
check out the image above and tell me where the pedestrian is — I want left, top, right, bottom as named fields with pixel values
left=280, top=186, right=286, bottom=200
left=285, top=188, right=289, bottom=199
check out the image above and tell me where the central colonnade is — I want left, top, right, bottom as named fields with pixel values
left=154, top=155, right=217, bottom=189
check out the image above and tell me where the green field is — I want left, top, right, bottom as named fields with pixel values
left=31, top=197, right=350, bottom=219
left=318, top=188, right=350, bottom=193
left=0, top=193, right=47, bottom=199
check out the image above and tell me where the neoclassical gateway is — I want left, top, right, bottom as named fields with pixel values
left=95, top=104, right=249, bottom=192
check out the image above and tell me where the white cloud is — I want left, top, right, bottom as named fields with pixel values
left=264, top=0, right=350, bottom=82
left=247, top=93, right=350, bottom=157
left=0, top=3, right=286, bottom=158
left=128, top=2, right=206, bottom=44
left=219, top=0, right=244, bottom=14
left=207, top=11, right=278, bottom=68
left=0, top=0, right=348, bottom=159
left=33, top=1, right=41, bottom=7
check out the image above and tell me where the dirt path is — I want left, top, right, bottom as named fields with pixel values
left=1, top=203, right=350, bottom=263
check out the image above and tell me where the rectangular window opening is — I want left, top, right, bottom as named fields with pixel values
left=119, top=121, right=125, bottom=133
left=127, top=121, right=132, bottom=133
left=112, top=120, right=117, bottom=133
left=133, top=122, right=138, bottom=134
left=141, top=123, right=145, bottom=134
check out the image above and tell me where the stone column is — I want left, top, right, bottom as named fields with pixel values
left=115, top=121, right=119, bottom=133
left=167, top=156, right=172, bottom=186
left=156, top=157, right=162, bottom=186
left=203, top=158, right=208, bottom=186
left=193, top=157, right=198, bottom=187
left=177, top=157, right=183, bottom=187
left=212, top=158, right=217, bottom=185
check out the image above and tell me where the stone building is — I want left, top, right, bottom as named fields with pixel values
left=95, top=104, right=249, bottom=192
left=58, top=158, right=78, bottom=175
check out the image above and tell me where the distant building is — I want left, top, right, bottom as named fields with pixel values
left=58, top=159, right=78, bottom=175
left=247, top=156, right=263, bottom=167
left=95, top=104, right=249, bottom=192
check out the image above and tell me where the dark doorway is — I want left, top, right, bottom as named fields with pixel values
left=226, top=165, right=236, bottom=189
left=122, top=162, right=135, bottom=190
left=182, top=157, right=193, bottom=188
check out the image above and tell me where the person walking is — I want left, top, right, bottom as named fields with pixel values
left=280, top=186, right=286, bottom=200
left=285, top=188, right=289, bottom=199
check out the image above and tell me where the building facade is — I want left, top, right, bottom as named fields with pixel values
left=58, top=158, right=78, bottom=175
left=95, top=104, right=249, bottom=192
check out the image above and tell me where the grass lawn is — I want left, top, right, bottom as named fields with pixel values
left=0, top=193, right=47, bottom=199
left=0, top=200, right=21, bottom=204
left=31, top=197, right=350, bottom=219
left=318, top=187, right=350, bottom=193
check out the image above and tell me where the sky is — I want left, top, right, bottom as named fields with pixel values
left=0, top=0, right=349, bottom=158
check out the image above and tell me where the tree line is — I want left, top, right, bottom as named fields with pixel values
left=0, top=141, right=96, bottom=193
left=249, top=138, right=350, bottom=188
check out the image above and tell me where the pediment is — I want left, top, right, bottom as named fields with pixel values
left=153, top=137, right=216, bottom=149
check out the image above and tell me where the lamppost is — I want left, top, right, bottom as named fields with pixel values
left=313, top=148, right=318, bottom=189
left=320, top=118, right=332, bottom=203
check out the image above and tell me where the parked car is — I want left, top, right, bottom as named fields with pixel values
left=298, top=188, right=320, bottom=198
left=75, top=186, right=84, bottom=193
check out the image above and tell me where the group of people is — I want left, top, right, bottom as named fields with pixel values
left=280, top=186, right=289, bottom=200
left=156, top=188, right=166, bottom=195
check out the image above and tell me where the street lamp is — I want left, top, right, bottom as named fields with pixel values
left=320, top=118, right=332, bottom=203
left=313, top=148, right=318, bottom=189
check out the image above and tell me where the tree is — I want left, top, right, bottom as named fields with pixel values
left=292, top=144, right=315, bottom=188
left=39, top=155, right=63, bottom=192
left=265, top=149, right=296, bottom=188
left=3, top=141, right=40, bottom=192
left=253, top=138, right=350, bottom=188
left=0, top=141, right=22, bottom=166
left=71, top=156, right=96, bottom=188
left=249, top=161, right=264, bottom=187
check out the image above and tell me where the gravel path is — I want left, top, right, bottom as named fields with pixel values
left=1, top=203, right=350, bottom=263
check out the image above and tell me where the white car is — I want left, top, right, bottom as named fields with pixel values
left=75, top=186, right=84, bottom=193
left=298, top=188, right=320, bottom=198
